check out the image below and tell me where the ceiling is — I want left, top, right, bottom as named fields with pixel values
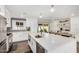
left=6, top=5, right=79, bottom=23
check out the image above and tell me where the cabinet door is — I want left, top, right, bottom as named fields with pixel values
left=31, top=38, right=36, bottom=53
left=36, top=42, right=45, bottom=53
left=5, top=8, right=11, bottom=27
left=0, top=17, right=6, bottom=43
left=0, top=5, right=5, bottom=16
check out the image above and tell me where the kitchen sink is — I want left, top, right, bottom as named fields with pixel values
left=35, top=35, right=42, bottom=38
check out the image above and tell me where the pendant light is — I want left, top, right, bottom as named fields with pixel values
left=50, top=5, right=55, bottom=12
left=39, top=13, right=43, bottom=18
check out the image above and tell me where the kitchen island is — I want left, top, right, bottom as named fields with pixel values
left=28, top=32, right=77, bottom=53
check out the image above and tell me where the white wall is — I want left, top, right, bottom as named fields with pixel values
left=49, top=21, right=54, bottom=32
left=12, top=20, right=26, bottom=30
left=49, top=20, right=60, bottom=32
left=71, top=16, right=79, bottom=34
left=26, top=18, right=38, bottom=33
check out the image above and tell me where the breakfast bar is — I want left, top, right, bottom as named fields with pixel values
left=28, top=32, right=77, bottom=53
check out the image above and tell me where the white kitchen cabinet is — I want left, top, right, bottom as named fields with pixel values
left=71, top=17, right=79, bottom=34
left=71, top=17, right=79, bottom=42
left=0, top=5, right=5, bottom=17
left=12, top=31, right=28, bottom=42
left=0, top=14, right=7, bottom=52
left=0, top=15, right=6, bottom=43
left=0, top=5, right=11, bottom=27
left=58, top=18, right=70, bottom=32
left=49, top=18, right=71, bottom=33
left=28, top=34, right=36, bottom=53
left=28, top=32, right=76, bottom=53
left=28, top=33, right=47, bottom=53
left=5, top=7, right=11, bottom=27
left=0, top=14, right=12, bottom=52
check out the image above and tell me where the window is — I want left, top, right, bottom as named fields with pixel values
left=20, top=22, right=23, bottom=26
left=16, top=22, right=19, bottom=26
left=38, top=24, right=48, bottom=32
left=16, top=22, right=24, bottom=27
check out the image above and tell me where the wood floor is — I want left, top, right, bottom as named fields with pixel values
left=8, top=40, right=32, bottom=53
left=2, top=41, right=79, bottom=53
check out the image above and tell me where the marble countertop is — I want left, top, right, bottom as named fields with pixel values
left=29, top=32, right=76, bottom=53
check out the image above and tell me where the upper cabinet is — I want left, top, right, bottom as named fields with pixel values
left=0, top=5, right=5, bottom=17
left=0, top=5, right=11, bottom=27
left=5, top=7, right=11, bottom=27
left=49, top=18, right=71, bottom=33
left=58, top=18, right=71, bottom=32
left=0, top=14, right=6, bottom=43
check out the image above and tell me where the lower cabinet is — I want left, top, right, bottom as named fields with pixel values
left=28, top=35, right=46, bottom=53
left=36, top=42, right=45, bottom=53
left=28, top=35, right=36, bottom=53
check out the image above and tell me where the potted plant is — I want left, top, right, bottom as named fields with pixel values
left=40, top=29, right=43, bottom=35
left=44, top=29, right=47, bottom=32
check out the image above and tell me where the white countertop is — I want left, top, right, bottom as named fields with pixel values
left=29, top=32, right=76, bottom=53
